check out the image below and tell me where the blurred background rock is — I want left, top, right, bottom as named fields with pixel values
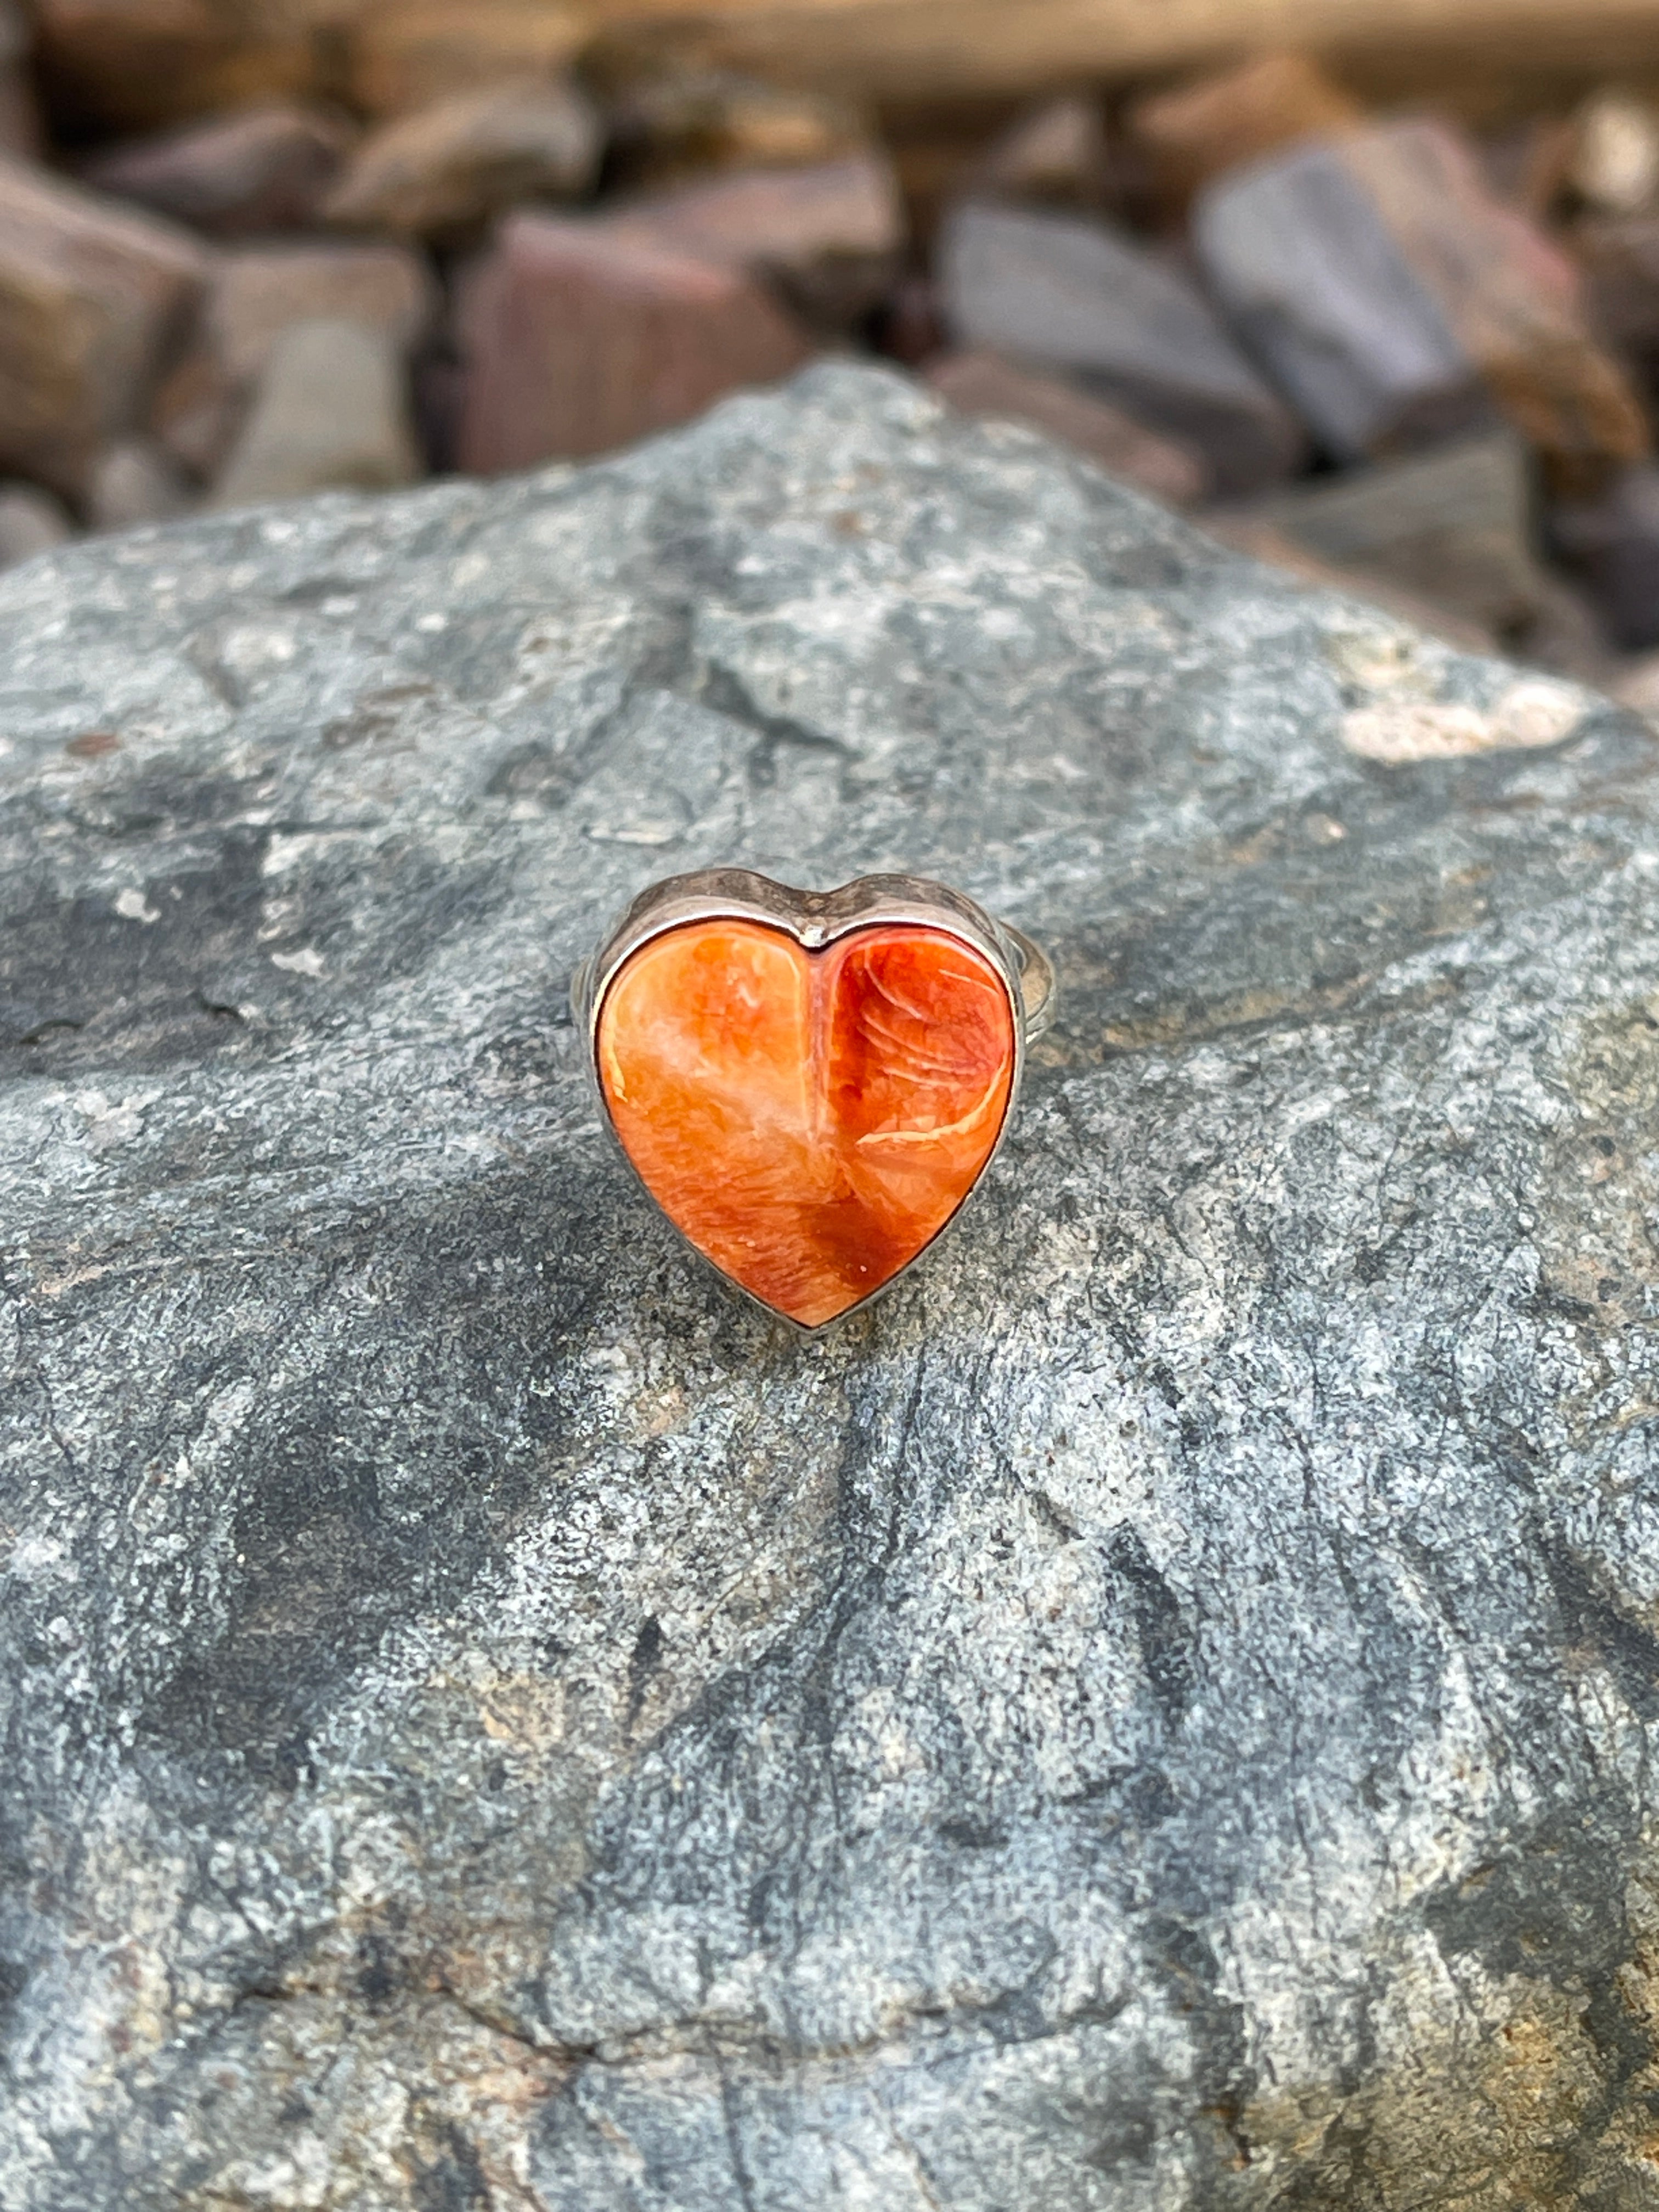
left=9, top=0, right=1659, bottom=708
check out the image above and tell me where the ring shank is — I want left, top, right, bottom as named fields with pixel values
left=1002, top=924, right=1057, bottom=1042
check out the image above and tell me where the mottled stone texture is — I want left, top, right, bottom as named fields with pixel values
left=2, top=363, right=1658, bottom=2209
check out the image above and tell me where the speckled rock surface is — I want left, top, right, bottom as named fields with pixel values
left=3, top=363, right=1659, bottom=2210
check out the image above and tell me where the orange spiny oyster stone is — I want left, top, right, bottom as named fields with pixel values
left=596, top=918, right=1017, bottom=1326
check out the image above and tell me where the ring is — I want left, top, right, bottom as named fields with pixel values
left=572, top=870, right=1055, bottom=1330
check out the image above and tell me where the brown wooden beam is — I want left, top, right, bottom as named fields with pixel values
left=583, top=0, right=1659, bottom=113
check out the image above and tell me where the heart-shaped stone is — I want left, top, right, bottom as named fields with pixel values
left=596, top=916, right=1017, bottom=1326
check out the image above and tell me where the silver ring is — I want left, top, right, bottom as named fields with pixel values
left=572, top=870, right=1056, bottom=1330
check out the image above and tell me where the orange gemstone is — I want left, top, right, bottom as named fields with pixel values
left=596, top=919, right=1017, bottom=1327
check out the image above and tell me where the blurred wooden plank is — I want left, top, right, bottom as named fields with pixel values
left=583, top=0, right=1659, bottom=112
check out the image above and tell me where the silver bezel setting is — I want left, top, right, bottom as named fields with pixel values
left=571, top=869, right=1055, bottom=1331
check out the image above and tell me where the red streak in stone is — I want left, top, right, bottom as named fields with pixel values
left=596, top=919, right=1016, bottom=1325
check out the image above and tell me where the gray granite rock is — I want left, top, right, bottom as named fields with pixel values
left=1224, top=431, right=1573, bottom=665
left=1192, top=138, right=1489, bottom=464
left=2, top=362, right=1658, bottom=2210
left=939, top=201, right=1306, bottom=497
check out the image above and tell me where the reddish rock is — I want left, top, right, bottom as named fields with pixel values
left=596, top=919, right=1016, bottom=1327
left=323, top=80, right=600, bottom=242
left=0, top=163, right=207, bottom=498
left=455, top=212, right=815, bottom=473
left=597, top=154, right=904, bottom=329
left=80, top=103, right=352, bottom=236
left=1350, top=121, right=1648, bottom=495
left=1127, top=53, right=1361, bottom=208
left=927, top=348, right=1207, bottom=507
left=344, top=0, right=587, bottom=121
